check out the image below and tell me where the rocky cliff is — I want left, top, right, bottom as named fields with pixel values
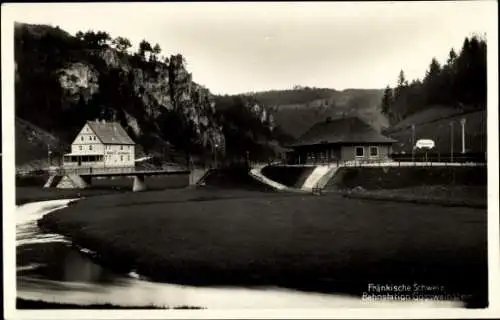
left=14, top=23, right=277, bottom=167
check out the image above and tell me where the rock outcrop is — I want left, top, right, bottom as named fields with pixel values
left=14, top=23, right=278, bottom=166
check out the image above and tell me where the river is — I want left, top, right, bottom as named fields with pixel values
left=15, top=199, right=464, bottom=309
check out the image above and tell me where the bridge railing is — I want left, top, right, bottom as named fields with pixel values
left=276, top=157, right=486, bottom=168
left=52, top=166, right=138, bottom=176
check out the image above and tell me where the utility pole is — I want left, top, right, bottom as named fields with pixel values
left=214, top=144, right=219, bottom=168
left=411, top=124, right=415, bottom=162
left=460, top=118, right=466, bottom=154
left=450, top=121, right=454, bottom=162
left=47, top=144, right=52, bottom=170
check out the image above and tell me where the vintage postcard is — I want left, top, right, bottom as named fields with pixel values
left=2, top=1, right=499, bottom=319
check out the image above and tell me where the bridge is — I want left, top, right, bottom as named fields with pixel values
left=51, top=166, right=190, bottom=176
left=44, top=166, right=207, bottom=192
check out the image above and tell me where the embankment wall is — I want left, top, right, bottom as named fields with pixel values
left=200, top=165, right=274, bottom=191
left=325, top=166, right=487, bottom=190
left=260, top=165, right=316, bottom=188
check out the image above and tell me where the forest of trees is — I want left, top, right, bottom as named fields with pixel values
left=15, top=24, right=283, bottom=165
left=380, top=35, right=487, bottom=126
left=245, top=87, right=338, bottom=107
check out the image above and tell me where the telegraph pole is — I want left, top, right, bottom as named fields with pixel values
left=411, top=124, right=415, bottom=162
left=214, top=144, right=219, bottom=168
left=450, top=122, right=454, bottom=162
left=47, top=144, right=52, bottom=170
left=460, top=118, right=466, bottom=154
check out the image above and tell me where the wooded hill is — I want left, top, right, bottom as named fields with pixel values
left=14, top=23, right=486, bottom=170
left=380, top=35, right=487, bottom=155
left=232, top=87, right=387, bottom=139
left=380, top=35, right=486, bottom=126
left=14, top=23, right=281, bottom=169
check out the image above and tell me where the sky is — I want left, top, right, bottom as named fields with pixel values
left=3, top=1, right=496, bottom=94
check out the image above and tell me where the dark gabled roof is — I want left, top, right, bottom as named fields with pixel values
left=288, top=116, right=397, bottom=147
left=87, top=120, right=135, bottom=145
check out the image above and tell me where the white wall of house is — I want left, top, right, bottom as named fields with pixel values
left=103, top=144, right=135, bottom=167
left=63, top=157, right=105, bottom=168
left=65, top=124, right=135, bottom=168
left=71, top=124, right=105, bottom=155
left=340, top=145, right=392, bottom=162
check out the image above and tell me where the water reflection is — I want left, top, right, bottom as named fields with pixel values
left=17, top=199, right=121, bottom=286
left=20, top=243, right=117, bottom=284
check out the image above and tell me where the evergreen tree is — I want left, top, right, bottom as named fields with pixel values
left=138, top=40, right=153, bottom=59
left=149, top=43, right=161, bottom=62
left=380, top=85, right=394, bottom=120
left=380, top=35, right=486, bottom=125
left=426, top=58, right=442, bottom=80
left=405, top=79, right=424, bottom=116
left=77, top=30, right=110, bottom=49
left=423, top=57, right=443, bottom=105
left=467, top=36, right=487, bottom=108
left=392, top=70, right=408, bottom=121
left=440, top=49, right=458, bottom=105
left=447, top=48, right=458, bottom=66
left=397, top=70, right=408, bottom=88
left=453, top=36, right=487, bottom=108
left=95, top=31, right=111, bottom=47
left=112, top=36, right=132, bottom=52
left=152, top=43, right=161, bottom=55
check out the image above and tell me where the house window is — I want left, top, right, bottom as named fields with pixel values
left=81, top=136, right=84, bottom=141
left=355, top=146, right=364, bottom=157
left=120, top=146, right=123, bottom=151
left=370, top=146, right=379, bottom=157
left=120, top=155, right=123, bottom=161
left=79, top=145, right=82, bottom=150
left=89, top=145, right=92, bottom=151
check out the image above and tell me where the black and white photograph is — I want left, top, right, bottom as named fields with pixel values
left=2, top=1, right=499, bottom=318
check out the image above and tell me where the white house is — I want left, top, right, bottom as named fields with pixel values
left=62, top=120, right=135, bottom=168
